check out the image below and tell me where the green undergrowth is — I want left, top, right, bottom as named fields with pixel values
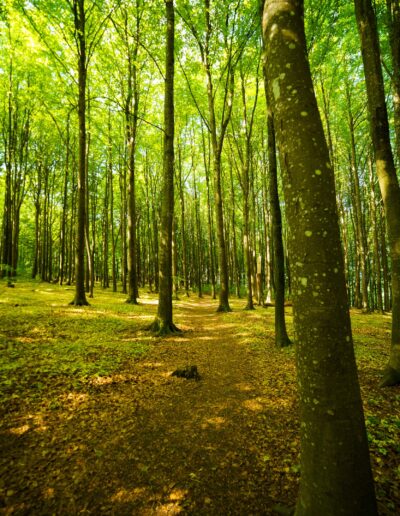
left=0, top=280, right=154, bottom=400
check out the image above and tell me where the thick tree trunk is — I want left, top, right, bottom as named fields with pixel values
left=263, top=1, right=377, bottom=513
left=354, top=0, right=400, bottom=386
left=387, top=0, right=400, bottom=164
left=151, top=0, right=179, bottom=334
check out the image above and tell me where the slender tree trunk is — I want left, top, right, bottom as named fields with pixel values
left=368, top=156, right=383, bottom=312
left=59, top=115, right=70, bottom=285
left=355, top=0, right=400, bottom=386
left=347, top=88, right=369, bottom=311
left=263, top=1, right=377, bottom=513
left=202, top=127, right=216, bottom=299
left=261, top=45, right=291, bottom=346
left=228, top=163, right=241, bottom=299
left=70, top=0, right=88, bottom=305
left=177, top=144, right=189, bottom=296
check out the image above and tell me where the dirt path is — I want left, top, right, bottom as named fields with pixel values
left=1, top=297, right=299, bottom=515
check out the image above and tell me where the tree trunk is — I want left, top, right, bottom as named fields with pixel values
left=354, top=0, right=400, bottom=386
left=263, top=1, right=377, bottom=513
left=386, top=0, right=400, bottom=164
left=261, top=46, right=291, bottom=346
left=151, top=0, right=179, bottom=334
left=70, top=0, right=88, bottom=306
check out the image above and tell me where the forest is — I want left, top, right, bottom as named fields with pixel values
left=1, top=0, right=400, bottom=514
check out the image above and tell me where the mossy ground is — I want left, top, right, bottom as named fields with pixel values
left=0, top=280, right=399, bottom=514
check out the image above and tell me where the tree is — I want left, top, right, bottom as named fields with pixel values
left=262, top=0, right=377, bottom=513
left=151, top=0, right=179, bottom=334
left=261, top=12, right=291, bottom=346
left=354, top=0, right=400, bottom=386
left=69, top=0, right=89, bottom=306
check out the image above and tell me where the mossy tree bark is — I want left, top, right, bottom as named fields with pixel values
left=151, top=0, right=179, bottom=335
left=70, top=0, right=89, bottom=306
left=263, top=1, right=377, bottom=513
left=386, top=0, right=400, bottom=165
left=354, top=0, right=400, bottom=386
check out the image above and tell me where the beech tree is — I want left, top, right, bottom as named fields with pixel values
left=263, top=0, right=377, bottom=513
left=354, top=0, right=400, bottom=386
left=151, top=0, right=179, bottom=334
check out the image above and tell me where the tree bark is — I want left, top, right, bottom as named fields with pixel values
left=354, top=0, right=400, bottom=386
left=263, top=1, right=377, bottom=513
left=151, top=0, right=179, bottom=334
left=70, top=0, right=89, bottom=306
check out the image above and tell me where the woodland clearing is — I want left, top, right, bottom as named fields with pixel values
left=0, top=281, right=399, bottom=515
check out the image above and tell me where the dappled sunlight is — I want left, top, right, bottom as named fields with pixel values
left=242, top=399, right=264, bottom=412
left=8, top=424, right=30, bottom=436
left=111, top=486, right=148, bottom=503
left=60, top=392, right=89, bottom=409
left=142, top=361, right=164, bottom=368
left=201, top=416, right=226, bottom=430
left=42, top=487, right=55, bottom=500
left=235, top=382, right=254, bottom=392
left=262, top=397, right=294, bottom=411
left=89, top=374, right=135, bottom=386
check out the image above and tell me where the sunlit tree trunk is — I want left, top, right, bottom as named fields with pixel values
left=263, top=1, right=377, bottom=513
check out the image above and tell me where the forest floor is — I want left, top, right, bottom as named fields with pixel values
left=0, top=280, right=399, bottom=515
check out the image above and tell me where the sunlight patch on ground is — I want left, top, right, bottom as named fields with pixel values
left=9, top=424, right=30, bottom=436
left=42, top=487, right=55, bottom=500
left=25, top=413, right=48, bottom=432
left=60, top=392, right=89, bottom=409
left=151, top=503, right=183, bottom=514
left=263, top=397, right=294, bottom=410
left=90, top=374, right=133, bottom=386
left=111, top=487, right=148, bottom=503
left=169, top=488, right=188, bottom=501
left=201, top=416, right=226, bottom=430
left=243, top=399, right=264, bottom=412
left=235, top=382, right=253, bottom=392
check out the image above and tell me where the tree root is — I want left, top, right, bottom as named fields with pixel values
left=380, top=366, right=400, bottom=387
left=216, top=304, right=232, bottom=313
left=147, top=319, right=182, bottom=336
left=125, top=298, right=139, bottom=305
left=69, top=299, right=90, bottom=306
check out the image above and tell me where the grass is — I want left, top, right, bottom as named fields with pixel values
left=0, top=280, right=153, bottom=400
